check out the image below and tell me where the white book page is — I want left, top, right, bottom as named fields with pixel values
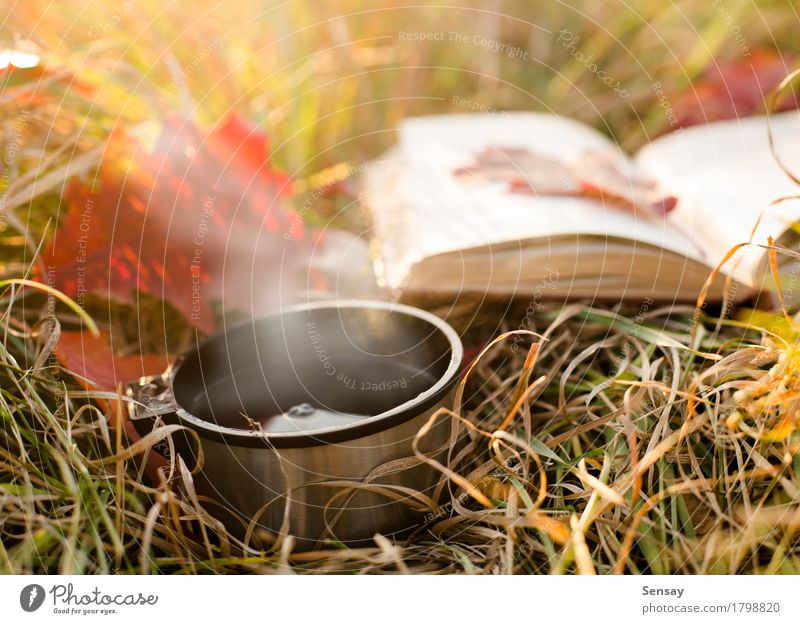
left=635, top=111, right=800, bottom=285
left=396, top=113, right=702, bottom=266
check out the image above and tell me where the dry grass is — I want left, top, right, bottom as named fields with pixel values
left=3, top=292, right=800, bottom=574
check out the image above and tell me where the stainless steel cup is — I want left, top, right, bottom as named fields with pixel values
left=127, top=300, right=463, bottom=548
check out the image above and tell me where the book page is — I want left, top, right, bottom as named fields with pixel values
left=394, top=113, right=702, bottom=268
left=635, top=111, right=800, bottom=285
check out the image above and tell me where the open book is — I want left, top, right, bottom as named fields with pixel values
left=360, top=111, right=800, bottom=301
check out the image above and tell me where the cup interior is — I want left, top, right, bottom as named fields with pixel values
left=170, top=304, right=456, bottom=434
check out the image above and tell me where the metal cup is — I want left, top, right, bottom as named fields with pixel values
left=127, top=300, right=463, bottom=549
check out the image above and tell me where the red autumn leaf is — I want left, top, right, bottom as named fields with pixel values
left=671, top=50, right=799, bottom=129
left=455, top=146, right=676, bottom=217
left=44, top=113, right=319, bottom=333
left=56, top=329, right=170, bottom=477
left=55, top=330, right=170, bottom=394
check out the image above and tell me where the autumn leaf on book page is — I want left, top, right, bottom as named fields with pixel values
left=44, top=113, right=320, bottom=333
left=572, top=150, right=678, bottom=216
left=454, top=146, right=676, bottom=217
left=454, top=146, right=582, bottom=194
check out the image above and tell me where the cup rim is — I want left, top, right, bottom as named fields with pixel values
left=165, top=299, right=463, bottom=448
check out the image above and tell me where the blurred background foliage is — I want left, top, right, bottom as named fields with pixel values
left=2, top=0, right=798, bottom=359
left=5, top=0, right=799, bottom=175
